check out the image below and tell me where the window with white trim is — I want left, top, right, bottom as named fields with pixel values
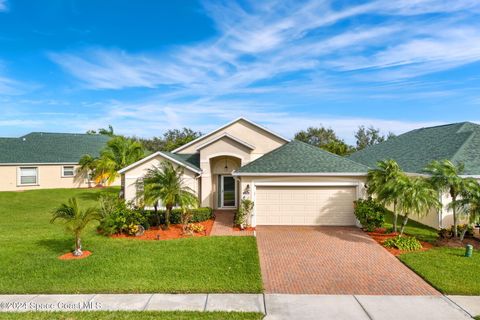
left=19, top=167, right=38, bottom=185
left=62, top=166, right=75, bottom=177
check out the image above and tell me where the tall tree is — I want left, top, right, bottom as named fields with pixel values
left=50, top=198, right=101, bottom=256
left=86, top=125, right=115, bottom=136
left=294, top=126, right=354, bottom=156
left=355, top=126, right=394, bottom=150
left=141, top=162, right=198, bottom=229
left=367, top=160, right=405, bottom=232
left=138, top=128, right=202, bottom=152
left=425, top=160, right=465, bottom=238
left=397, top=177, right=441, bottom=235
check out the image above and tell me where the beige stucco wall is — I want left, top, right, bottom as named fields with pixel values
left=0, top=164, right=119, bottom=192
left=398, top=192, right=469, bottom=230
left=238, top=175, right=367, bottom=226
left=177, top=119, right=286, bottom=157
left=122, top=154, right=199, bottom=205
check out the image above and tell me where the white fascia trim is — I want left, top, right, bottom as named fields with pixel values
left=118, top=151, right=202, bottom=175
left=0, top=162, right=78, bottom=166
left=233, top=172, right=368, bottom=177
left=196, top=133, right=255, bottom=151
left=171, top=117, right=290, bottom=153
left=254, top=182, right=360, bottom=187
left=461, top=175, right=480, bottom=179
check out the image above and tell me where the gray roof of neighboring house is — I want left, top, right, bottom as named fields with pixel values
left=0, top=132, right=110, bottom=164
left=349, top=122, right=480, bottom=175
left=236, top=140, right=369, bottom=174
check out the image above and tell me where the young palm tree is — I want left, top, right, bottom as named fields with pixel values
left=367, top=160, right=405, bottom=232
left=425, top=160, right=465, bottom=238
left=450, top=178, right=480, bottom=241
left=397, top=177, right=441, bottom=235
left=142, top=161, right=198, bottom=229
left=50, top=198, right=101, bottom=256
left=95, top=136, right=145, bottom=185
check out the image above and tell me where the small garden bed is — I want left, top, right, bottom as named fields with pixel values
left=367, top=228, right=433, bottom=256
left=111, top=219, right=214, bottom=240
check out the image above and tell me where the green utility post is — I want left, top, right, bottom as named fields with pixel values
left=465, top=244, right=473, bottom=258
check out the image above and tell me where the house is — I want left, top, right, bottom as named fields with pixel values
left=0, top=132, right=116, bottom=191
left=350, top=122, right=480, bottom=229
left=119, top=118, right=369, bottom=227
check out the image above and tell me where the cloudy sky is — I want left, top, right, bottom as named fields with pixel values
left=1, top=0, right=480, bottom=143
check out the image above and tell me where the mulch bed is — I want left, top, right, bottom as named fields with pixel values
left=110, top=219, right=214, bottom=241
left=58, top=251, right=92, bottom=260
left=367, top=228, right=433, bottom=256
left=435, top=237, right=480, bottom=250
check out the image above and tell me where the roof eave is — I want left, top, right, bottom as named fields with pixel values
left=118, top=151, right=202, bottom=175
left=232, top=172, right=368, bottom=177
left=172, top=117, right=290, bottom=153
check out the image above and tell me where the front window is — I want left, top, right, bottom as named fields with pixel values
left=62, top=166, right=75, bottom=177
left=19, top=167, right=38, bottom=185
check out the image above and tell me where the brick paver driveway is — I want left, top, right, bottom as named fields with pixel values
left=256, top=226, right=439, bottom=295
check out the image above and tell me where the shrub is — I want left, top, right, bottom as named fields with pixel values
left=98, top=195, right=148, bottom=235
left=146, top=207, right=213, bottom=226
left=438, top=228, right=452, bottom=239
left=187, top=223, right=206, bottom=233
left=235, top=199, right=254, bottom=227
left=439, top=225, right=474, bottom=240
left=354, top=198, right=387, bottom=232
left=383, top=236, right=422, bottom=251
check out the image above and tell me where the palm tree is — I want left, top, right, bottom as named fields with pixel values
left=50, top=198, right=101, bottom=256
left=425, top=160, right=465, bottom=238
left=95, top=136, right=145, bottom=185
left=450, top=178, right=480, bottom=241
left=367, top=160, right=405, bottom=232
left=397, top=177, right=441, bottom=235
left=78, top=154, right=98, bottom=187
left=142, top=161, right=198, bottom=229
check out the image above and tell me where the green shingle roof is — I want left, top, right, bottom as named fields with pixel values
left=349, top=122, right=480, bottom=175
left=0, top=132, right=110, bottom=164
left=163, top=152, right=201, bottom=172
left=236, top=140, right=369, bottom=174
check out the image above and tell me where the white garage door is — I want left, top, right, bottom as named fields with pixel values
left=255, top=186, right=357, bottom=226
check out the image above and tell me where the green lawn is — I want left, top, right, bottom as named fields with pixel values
left=0, top=311, right=264, bottom=320
left=399, top=247, right=480, bottom=295
left=384, top=212, right=480, bottom=295
left=0, top=188, right=262, bottom=294
left=384, top=212, right=438, bottom=242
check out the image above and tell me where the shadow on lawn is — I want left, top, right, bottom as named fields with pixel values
left=36, top=238, right=73, bottom=253
left=76, top=188, right=119, bottom=201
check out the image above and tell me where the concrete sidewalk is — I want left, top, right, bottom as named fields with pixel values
left=0, top=294, right=475, bottom=319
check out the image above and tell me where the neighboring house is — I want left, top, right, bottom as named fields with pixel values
left=0, top=132, right=116, bottom=191
left=120, top=118, right=369, bottom=227
left=350, top=122, right=480, bottom=229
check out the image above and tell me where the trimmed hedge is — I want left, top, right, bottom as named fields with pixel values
left=147, top=207, right=214, bottom=226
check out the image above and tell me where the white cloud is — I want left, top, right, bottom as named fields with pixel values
left=49, top=0, right=480, bottom=96
left=0, top=0, right=7, bottom=12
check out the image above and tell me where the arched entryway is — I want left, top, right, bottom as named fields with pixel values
left=209, top=155, right=241, bottom=209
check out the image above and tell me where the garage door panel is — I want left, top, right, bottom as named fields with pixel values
left=255, top=186, right=356, bottom=226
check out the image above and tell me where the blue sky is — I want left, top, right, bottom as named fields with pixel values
left=1, top=0, right=480, bottom=143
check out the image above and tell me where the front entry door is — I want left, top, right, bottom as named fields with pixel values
left=221, top=175, right=236, bottom=208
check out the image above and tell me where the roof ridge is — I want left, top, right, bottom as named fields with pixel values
left=450, top=123, right=477, bottom=164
